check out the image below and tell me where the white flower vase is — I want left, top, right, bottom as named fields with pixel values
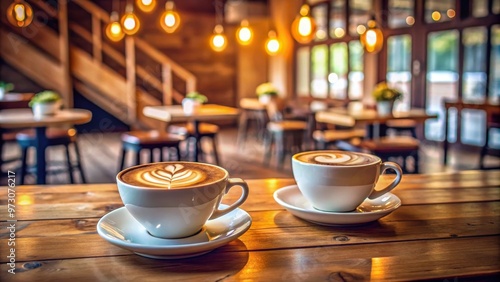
left=32, top=101, right=61, bottom=119
left=258, top=94, right=273, bottom=105
left=0, top=88, right=5, bottom=100
left=376, top=101, right=393, bottom=116
left=182, top=98, right=201, bottom=115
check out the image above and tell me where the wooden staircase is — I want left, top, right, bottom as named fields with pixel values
left=0, top=0, right=196, bottom=129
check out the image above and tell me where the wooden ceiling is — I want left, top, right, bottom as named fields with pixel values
left=98, top=0, right=268, bottom=14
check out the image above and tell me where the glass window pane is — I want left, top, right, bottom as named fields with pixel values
left=312, top=4, right=328, bottom=41
left=348, top=40, right=364, bottom=99
left=462, top=27, right=487, bottom=102
left=490, top=25, right=500, bottom=103
left=494, top=0, right=500, bottom=14
left=329, top=43, right=348, bottom=99
left=330, top=0, right=346, bottom=39
left=348, top=0, right=372, bottom=36
left=311, top=45, right=328, bottom=98
left=388, top=0, right=415, bottom=28
left=387, top=35, right=412, bottom=111
left=425, top=0, right=455, bottom=23
left=472, top=0, right=489, bottom=17
left=426, top=30, right=459, bottom=141
left=296, top=47, right=310, bottom=97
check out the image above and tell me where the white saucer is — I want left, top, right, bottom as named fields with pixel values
left=273, top=185, right=401, bottom=226
left=97, top=206, right=252, bottom=259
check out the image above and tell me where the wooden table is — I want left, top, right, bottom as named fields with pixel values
left=316, top=107, right=438, bottom=138
left=0, top=108, right=92, bottom=184
left=1, top=170, right=498, bottom=280
left=143, top=104, right=239, bottom=161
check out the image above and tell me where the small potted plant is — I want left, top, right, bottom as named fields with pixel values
left=372, top=82, right=402, bottom=116
left=182, top=91, right=208, bottom=114
left=0, top=81, right=14, bottom=100
left=29, top=90, right=62, bottom=118
left=256, top=82, right=278, bottom=104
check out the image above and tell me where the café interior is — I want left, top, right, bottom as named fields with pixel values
left=0, top=0, right=499, bottom=280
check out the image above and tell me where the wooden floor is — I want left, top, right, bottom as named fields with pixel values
left=2, top=126, right=499, bottom=185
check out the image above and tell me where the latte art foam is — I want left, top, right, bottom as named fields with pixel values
left=120, top=163, right=226, bottom=189
left=295, top=151, right=377, bottom=166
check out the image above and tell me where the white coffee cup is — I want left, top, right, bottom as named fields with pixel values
left=292, top=150, right=403, bottom=212
left=116, top=162, right=249, bottom=238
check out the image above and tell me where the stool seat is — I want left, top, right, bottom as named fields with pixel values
left=121, top=131, right=184, bottom=146
left=16, top=128, right=77, bottom=146
left=267, top=120, right=307, bottom=132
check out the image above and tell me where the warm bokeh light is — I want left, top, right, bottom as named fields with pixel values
left=210, top=25, right=227, bottom=52
left=406, top=16, right=415, bottom=25
left=356, top=25, right=366, bottom=35
left=291, top=4, right=317, bottom=44
left=160, top=1, right=180, bottom=33
left=105, top=11, right=125, bottom=41
left=432, top=11, right=441, bottom=21
left=6, top=1, right=33, bottom=27
left=121, top=4, right=140, bottom=35
left=265, top=30, right=281, bottom=56
left=136, top=0, right=156, bottom=12
left=447, top=9, right=456, bottom=18
left=236, top=20, right=253, bottom=45
left=334, top=27, right=345, bottom=38
left=360, top=19, right=383, bottom=53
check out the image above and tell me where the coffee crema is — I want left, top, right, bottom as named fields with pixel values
left=120, top=163, right=226, bottom=189
left=295, top=151, right=378, bottom=166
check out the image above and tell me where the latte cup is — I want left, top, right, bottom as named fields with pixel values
left=292, top=150, right=403, bottom=212
left=116, top=162, right=249, bottom=238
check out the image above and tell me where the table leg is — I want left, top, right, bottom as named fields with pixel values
left=35, top=127, right=48, bottom=184
left=192, top=120, right=200, bottom=162
left=443, top=108, right=449, bottom=165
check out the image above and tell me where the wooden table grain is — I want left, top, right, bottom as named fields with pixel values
left=0, top=170, right=499, bottom=281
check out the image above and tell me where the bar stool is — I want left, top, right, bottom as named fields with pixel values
left=16, top=128, right=85, bottom=184
left=167, top=123, right=220, bottom=165
left=264, top=97, right=307, bottom=169
left=118, top=131, right=184, bottom=171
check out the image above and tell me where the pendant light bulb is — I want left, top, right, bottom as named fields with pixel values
left=291, top=4, right=317, bottom=44
left=136, top=0, right=156, bottom=12
left=265, top=30, right=281, bottom=56
left=160, top=1, right=181, bottom=33
left=106, top=12, right=125, bottom=42
left=360, top=18, right=384, bottom=53
left=6, top=0, right=34, bottom=27
left=236, top=20, right=253, bottom=45
left=210, top=25, right=227, bottom=52
left=121, top=4, right=140, bottom=35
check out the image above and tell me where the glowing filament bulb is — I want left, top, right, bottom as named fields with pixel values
left=14, top=4, right=26, bottom=21
left=160, top=1, right=180, bottom=33
left=210, top=25, right=227, bottom=52
left=237, top=20, right=253, bottom=45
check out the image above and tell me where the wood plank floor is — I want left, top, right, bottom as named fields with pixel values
left=1, top=126, right=499, bottom=185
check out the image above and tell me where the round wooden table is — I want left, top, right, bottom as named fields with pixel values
left=0, top=108, right=92, bottom=184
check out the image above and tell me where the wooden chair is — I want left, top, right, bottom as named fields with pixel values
left=479, top=113, right=500, bottom=169
left=119, top=131, right=184, bottom=171
left=237, top=98, right=267, bottom=149
left=351, top=136, right=421, bottom=174
left=312, top=126, right=366, bottom=150
left=263, top=97, right=307, bottom=169
left=167, top=123, right=220, bottom=164
left=16, top=128, right=86, bottom=184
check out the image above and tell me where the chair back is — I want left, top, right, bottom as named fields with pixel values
left=265, top=97, right=287, bottom=122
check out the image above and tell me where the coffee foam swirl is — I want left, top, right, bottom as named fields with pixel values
left=296, top=152, right=376, bottom=166
left=140, top=164, right=206, bottom=189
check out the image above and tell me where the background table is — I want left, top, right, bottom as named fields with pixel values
left=143, top=104, right=239, bottom=161
left=0, top=170, right=498, bottom=281
left=0, top=108, right=92, bottom=184
left=316, top=107, right=437, bottom=138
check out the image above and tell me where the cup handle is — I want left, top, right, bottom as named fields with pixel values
left=209, top=178, right=249, bottom=220
left=368, top=161, right=403, bottom=199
